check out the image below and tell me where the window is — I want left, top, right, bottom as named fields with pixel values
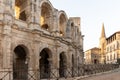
left=107, top=55, right=109, bottom=61
left=114, top=53, right=116, bottom=60
left=107, top=47, right=109, bottom=52
left=110, top=46, right=112, bottom=52
left=41, top=24, right=49, bottom=31
left=117, top=41, right=119, bottom=49
left=113, top=44, right=115, bottom=50
left=110, top=54, right=112, bottom=60
left=15, top=0, right=27, bottom=21
left=19, top=11, right=26, bottom=21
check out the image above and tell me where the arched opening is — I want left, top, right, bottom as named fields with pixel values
left=41, top=24, right=49, bottom=30
left=40, top=3, right=53, bottom=31
left=72, top=54, right=74, bottom=76
left=94, top=59, right=98, bottom=64
left=13, top=45, right=28, bottom=80
left=59, top=52, right=67, bottom=77
left=39, top=48, right=52, bottom=79
left=15, top=0, right=27, bottom=21
left=59, top=13, right=67, bottom=36
left=71, top=22, right=75, bottom=40
left=19, top=11, right=27, bottom=21
left=71, top=23, right=74, bottom=27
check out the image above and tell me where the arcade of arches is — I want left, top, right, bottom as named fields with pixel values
left=12, top=45, right=81, bottom=79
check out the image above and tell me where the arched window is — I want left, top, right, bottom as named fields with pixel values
left=15, top=0, right=27, bottom=21
left=117, top=41, right=119, bottom=49
left=58, top=11, right=68, bottom=37
left=40, top=2, right=53, bottom=31
left=41, top=24, right=49, bottom=30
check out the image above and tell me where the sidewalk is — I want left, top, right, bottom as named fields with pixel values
left=75, top=68, right=120, bottom=80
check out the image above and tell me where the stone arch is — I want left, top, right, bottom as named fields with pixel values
left=40, top=0, right=54, bottom=31
left=59, top=52, right=67, bottom=77
left=71, top=22, right=74, bottom=27
left=15, top=0, right=28, bottom=21
left=71, top=54, right=75, bottom=76
left=39, top=48, right=52, bottom=79
left=66, top=20, right=71, bottom=38
left=40, top=0, right=54, bottom=9
left=72, top=54, right=74, bottom=67
left=12, top=41, right=32, bottom=58
left=13, top=44, right=29, bottom=80
left=94, top=59, right=99, bottom=64
left=38, top=44, right=53, bottom=58
left=58, top=11, right=68, bottom=36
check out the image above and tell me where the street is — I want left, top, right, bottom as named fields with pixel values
left=78, top=68, right=120, bottom=80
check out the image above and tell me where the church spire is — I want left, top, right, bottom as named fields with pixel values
left=100, top=23, right=106, bottom=38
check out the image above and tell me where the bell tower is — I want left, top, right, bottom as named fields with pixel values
left=99, top=23, right=106, bottom=64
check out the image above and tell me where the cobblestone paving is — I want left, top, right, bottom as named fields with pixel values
left=78, top=68, right=120, bottom=80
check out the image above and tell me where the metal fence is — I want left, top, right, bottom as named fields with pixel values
left=0, top=64, right=119, bottom=80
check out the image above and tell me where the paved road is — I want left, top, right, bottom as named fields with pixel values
left=78, top=68, right=120, bottom=80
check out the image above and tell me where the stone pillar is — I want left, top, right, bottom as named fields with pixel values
left=28, top=0, right=40, bottom=30
left=73, top=49, right=78, bottom=77
left=0, top=4, right=13, bottom=78
left=33, top=0, right=40, bottom=24
left=3, top=0, right=14, bottom=15
left=34, top=56, right=40, bottom=80
left=68, top=52, right=72, bottom=68
left=66, top=46, right=73, bottom=77
left=2, top=12, right=13, bottom=69
left=66, top=20, right=71, bottom=39
left=32, top=42, right=40, bottom=80
left=48, top=54, right=59, bottom=79
left=0, top=0, right=14, bottom=21
left=0, top=36, right=10, bottom=67
left=0, top=0, right=4, bottom=13
left=28, top=50, right=39, bottom=80
left=2, top=15, right=12, bottom=80
left=51, top=9, right=59, bottom=36
left=0, top=17, right=3, bottom=70
left=53, top=42, right=61, bottom=79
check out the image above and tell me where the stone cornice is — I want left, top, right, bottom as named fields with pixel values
left=4, top=27, right=82, bottom=53
left=10, top=23, right=82, bottom=50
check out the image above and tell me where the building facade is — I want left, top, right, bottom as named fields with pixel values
left=84, top=24, right=106, bottom=64
left=85, top=23, right=120, bottom=64
left=106, top=31, right=120, bottom=64
left=85, top=47, right=100, bottom=64
left=0, top=0, right=84, bottom=79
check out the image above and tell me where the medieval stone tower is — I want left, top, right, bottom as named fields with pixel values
left=99, top=23, right=106, bottom=64
left=0, top=0, right=83, bottom=79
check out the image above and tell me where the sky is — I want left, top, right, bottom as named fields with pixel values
left=50, top=0, right=120, bottom=51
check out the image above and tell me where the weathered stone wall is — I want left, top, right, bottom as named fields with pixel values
left=0, top=0, right=84, bottom=79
